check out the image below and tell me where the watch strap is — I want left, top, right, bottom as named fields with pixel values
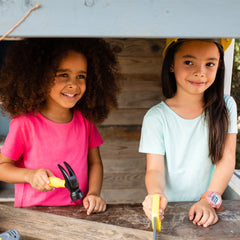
left=200, top=191, right=223, bottom=210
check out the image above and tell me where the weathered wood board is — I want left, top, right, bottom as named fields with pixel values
left=0, top=201, right=239, bottom=240
left=0, top=203, right=153, bottom=240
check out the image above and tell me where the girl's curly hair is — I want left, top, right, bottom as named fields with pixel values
left=0, top=38, right=119, bottom=124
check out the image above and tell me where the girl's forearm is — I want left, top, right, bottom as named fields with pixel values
left=87, top=162, right=103, bottom=196
left=208, top=133, right=236, bottom=194
left=0, top=161, right=31, bottom=184
left=208, top=159, right=235, bottom=194
left=145, top=169, right=165, bottom=195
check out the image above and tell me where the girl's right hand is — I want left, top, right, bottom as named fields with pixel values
left=25, top=168, right=55, bottom=192
left=142, top=194, right=168, bottom=221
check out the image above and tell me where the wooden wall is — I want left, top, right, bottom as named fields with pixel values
left=99, top=38, right=165, bottom=203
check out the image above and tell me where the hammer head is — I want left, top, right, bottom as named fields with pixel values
left=58, top=162, right=83, bottom=201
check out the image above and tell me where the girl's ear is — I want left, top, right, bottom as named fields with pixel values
left=170, top=65, right=174, bottom=72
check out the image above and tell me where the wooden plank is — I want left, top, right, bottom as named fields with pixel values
left=102, top=158, right=145, bottom=173
left=120, top=74, right=162, bottom=92
left=106, top=38, right=165, bottom=57
left=101, top=109, right=147, bottom=125
left=0, top=0, right=240, bottom=38
left=102, top=172, right=145, bottom=189
left=160, top=201, right=240, bottom=240
left=101, top=189, right=147, bottom=204
left=117, top=75, right=163, bottom=108
left=223, top=170, right=240, bottom=200
left=118, top=56, right=162, bottom=75
left=100, top=139, right=143, bottom=159
left=1, top=201, right=239, bottom=239
left=117, top=91, right=162, bottom=108
left=25, top=201, right=240, bottom=239
left=0, top=204, right=153, bottom=240
left=98, top=125, right=141, bottom=141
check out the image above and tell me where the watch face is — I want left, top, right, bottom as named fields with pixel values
left=207, top=192, right=222, bottom=208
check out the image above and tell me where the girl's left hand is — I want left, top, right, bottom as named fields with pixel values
left=188, top=199, right=218, bottom=227
left=82, top=194, right=106, bottom=215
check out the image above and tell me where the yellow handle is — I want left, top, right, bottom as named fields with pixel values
left=49, top=176, right=65, bottom=188
left=152, top=194, right=161, bottom=232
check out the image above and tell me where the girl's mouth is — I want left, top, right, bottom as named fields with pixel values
left=61, top=92, right=78, bottom=98
left=188, top=81, right=205, bottom=86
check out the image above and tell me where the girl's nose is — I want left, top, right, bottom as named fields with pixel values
left=67, top=78, right=78, bottom=88
left=194, top=65, right=205, bottom=77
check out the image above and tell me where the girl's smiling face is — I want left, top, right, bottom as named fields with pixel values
left=47, top=50, right=87, bottom=112
left=171, top=40, right=220, bottom=97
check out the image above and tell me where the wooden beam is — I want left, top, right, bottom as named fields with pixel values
left=0, top=204, right=154, bottom=240
left=0, top=0, right=240, bottom=38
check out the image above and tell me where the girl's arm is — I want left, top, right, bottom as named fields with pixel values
left=83, top=147, right=106, bottom=215
left=189, top=133, right=236, bottom=227
left=207, top=133, right=236, bottom=194
left=0, top=153, right=54, bottom=191
left=143, top=153, right=168, bottom=220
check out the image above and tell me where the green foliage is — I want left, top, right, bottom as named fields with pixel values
left=231, top=39, right=240, bottom=169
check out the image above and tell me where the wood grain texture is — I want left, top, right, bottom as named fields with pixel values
left=101, top=188, right=147, bottom=204
left=100, top=139, right=142, bottom=159
left=98, top=125, right=142, bottom=141
left=102, top=158, right=146, bottom=173
left=117, top=91, right=162, bottom=108
left=118, top=56, right=162, bottom=75
left=102, top=172, right=145, bottom=189
left=101, top=108, right=147, bottom=125
left=105, top=39, right=165, bottom=57
left=120, top=74, right=162, bottom=91
left=1, top=201, right=239, bottom=240
left=0, top=204, right=153, bottom=240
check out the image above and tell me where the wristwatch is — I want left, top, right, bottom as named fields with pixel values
left=200, top=191, right=222, bottom=209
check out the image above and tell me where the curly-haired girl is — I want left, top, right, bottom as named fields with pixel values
left=0, top=38, right=119, bottom=213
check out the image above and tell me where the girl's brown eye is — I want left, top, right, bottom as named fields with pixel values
left=184, top=60, right=192, bottom=65
left=206, top=62, right=215, bottom=67
left=77, top=74, right=87, bottom=79
left=56, top=73, right=68, bottom=78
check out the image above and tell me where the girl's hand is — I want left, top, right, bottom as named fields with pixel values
left=83, top=194, right=106, bottom=215
left=188, top=199, right=218, bottom=227
left=25, top=168, right=55, bottom=192
left=142, top=194, right=168, bottom=221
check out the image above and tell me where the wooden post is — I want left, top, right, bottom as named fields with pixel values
left=224, top=39, right=235, bottom=95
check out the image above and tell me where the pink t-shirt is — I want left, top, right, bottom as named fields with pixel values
left=1, top=110, right=103, bottom=207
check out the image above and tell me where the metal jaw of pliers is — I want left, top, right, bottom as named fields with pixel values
left=57, top=162, right=83, bottom=201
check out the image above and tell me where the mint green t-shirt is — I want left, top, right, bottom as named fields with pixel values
left=139, top=95, right=238, bottom=201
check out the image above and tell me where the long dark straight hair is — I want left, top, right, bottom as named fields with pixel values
left=162, top=40, right=229, bottom=164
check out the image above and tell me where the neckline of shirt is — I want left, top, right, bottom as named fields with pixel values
left=37, top=111, right=75, bottom=125
left=161, top=101, right=204, bottom=121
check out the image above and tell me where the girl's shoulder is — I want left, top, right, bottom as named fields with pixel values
left=9, top=111, right=38, bottom=132
left=11, top=111, right=36, bottom=123
left=73, top=110, right=94, bottom=127
left=224, top=95, right=236, bottom=105
left=224, top=95, right=237, bottom=111
left=145, top=101, right=166, bottom=118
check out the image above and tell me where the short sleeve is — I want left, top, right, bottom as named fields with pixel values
left=88, top=124, right=103, bottom=149
left=139, top=114, right=166, bottom=155
left=225, top=95, right=238, bottom=134
left=1, top=118, right=25, bottom=161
